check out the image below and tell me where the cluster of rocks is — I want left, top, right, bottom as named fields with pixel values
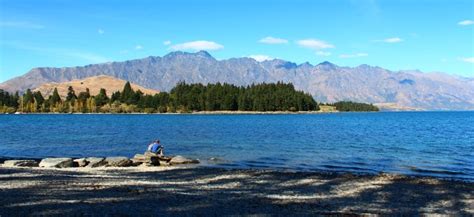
left=132, top=152, right=199, bottom=166
left=1, top=153, right=199, bottom=168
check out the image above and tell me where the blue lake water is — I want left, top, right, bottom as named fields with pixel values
left=0, top=112, right=473, bottom=180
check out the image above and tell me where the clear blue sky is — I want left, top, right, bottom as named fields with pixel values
left=1, top=0, right=473, bottom=82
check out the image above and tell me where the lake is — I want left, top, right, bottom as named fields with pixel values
left=0, top=112, right=473, bottom=180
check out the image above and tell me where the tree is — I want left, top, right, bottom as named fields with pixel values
left=121, top=82, right=135, bottom=104
left=110, top=91, right=121, bottom=103
left=22, top=89, right=35, bottom=112
left=50, top=88, right=62, bottom=104
left=12, top=92, right=20, bottom=108
left=33, top=91, right=45, bottom=111
left=130, top=89, right=143, bottom=105
left=75, top=88, right=92, bottom=113
left=331, top=101, right=379, bottom=112
left=87, top=97, right=97, bottom=113
left=94, top=88, right=109, bottom=107
left=0, top=89, right=5, bottom=106
left=77, top=88, right=91, bottom=101
left=66, top=86, right=77, bottom=102
left=0, top=82, right=324, bottom=113
left=168, top=82, right=319, bottom=112
left=0, top=89, right=19, bottom=112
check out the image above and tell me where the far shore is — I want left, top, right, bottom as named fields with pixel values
left=4, top=110, right=338, bottom=115
left=11, top=110, right=438, bottom=116
left=6, top=110, right=473, bottom=115
left=0, top=165, right=472, bottom=215
left=5, top=110, right=456, bottom=115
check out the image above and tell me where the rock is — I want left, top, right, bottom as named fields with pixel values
left=159, top=160, right=170, bottom=166
left=169, top=155, right=199, bottom=165
left=3, top=160, right=39, bottom=167
left=131, top=161, right=143, bottom=166
left=39, top=158, right=74, bottom=168
left=134, top=154, right=146, bottom=160
left=85, top=157, right=106, bottom=168
left=131, top=154, right=145, bottom=166
left=132, top=153, right=161, bottom=166
left=132, top=154, right=146, bottom=163
left=138, top=163, right=152, bottom=167
left=74, top=158, right=88, bottom=167
left=105, top=157, right=132, bottom=167
left=144, top=151, right=158, bottom=157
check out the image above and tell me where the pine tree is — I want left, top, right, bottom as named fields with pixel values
left=94, top=88, right=109, bottom=107
left=11, top=92, right=20, bottom=109
left=49, top=88, right=62, bottom=111
left=110, top=91, right=121, bottom=103
left=0, top=89, right=5, bottom=106
left=121, top=82, right=135, bottom=104
left=22, top=89, right=34, bottom=112
left=77, top=89, right=91, bottom=103
left=66, top=86, right=77, bottom=102
left=33, top=91, right=45, bottom=111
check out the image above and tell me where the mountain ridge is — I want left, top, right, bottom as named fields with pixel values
left=1, top=51, right=473, bottom=110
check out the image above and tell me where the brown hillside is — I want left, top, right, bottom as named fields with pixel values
left=34, top=75, right=159, bottom=98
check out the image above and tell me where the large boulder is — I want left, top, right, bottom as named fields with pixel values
left=144, top=151, right=159, bottom=158
left=169, top=155, right=199, bottom=165
left=131, top=154, right=144, bottom=166
left=85, top=157, right=106, bottom=168
left=39, top=158, right=74, bottom=168
left=132, top=154, right=146, bottom=162
left=3, top=160, right=39, bottom=167
left=74, top=158, right=88, bottom=167
left=105, top=157, right=132, bottom=167
left=159, top=160, right=170, bottom=166
left=144, top=152, right=172, bottom=161
left=132, top=153, right=160, bottom=166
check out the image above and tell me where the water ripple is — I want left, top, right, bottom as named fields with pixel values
left=0, top=112, right=473, bottom=181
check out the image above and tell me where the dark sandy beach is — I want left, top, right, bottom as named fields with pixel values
left=0, top=166, right=472, bottom=216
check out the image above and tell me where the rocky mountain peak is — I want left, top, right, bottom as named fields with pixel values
left=316, top=61, right=338, bottom=70
left=164, top=50, right=215, bottom=60
left=196, top=50, right=213, bottom=58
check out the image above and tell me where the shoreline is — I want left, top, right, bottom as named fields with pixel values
left=4, top=110, right=337, bottom=115
left=1, top=157, right=472, bottom=183
left=4, top=110, right=473, bottom=115
left=6, top=111, right=432, bottom=116
left=0, top=166, right=472, bottom=215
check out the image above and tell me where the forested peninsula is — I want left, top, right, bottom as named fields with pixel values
left=0, top=82, right=378, bottom=113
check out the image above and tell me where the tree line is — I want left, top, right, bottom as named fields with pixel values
left=0, top=82, right=321, bottom=113
left=1, top=82, right=380, bottom=113
left=328, top=101, right=379, bottom=112
left=169, top=82, right=318, bottom=112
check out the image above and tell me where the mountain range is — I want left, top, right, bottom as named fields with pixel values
left=1, top=50, right=473, bottom=110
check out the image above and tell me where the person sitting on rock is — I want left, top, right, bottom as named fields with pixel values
left=147, top=140, right=164, bottom=156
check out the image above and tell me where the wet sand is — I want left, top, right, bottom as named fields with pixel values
left=0, top=166, right=472, bottom=216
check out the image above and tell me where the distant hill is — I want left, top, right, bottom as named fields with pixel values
left=33, top=75, right=159, bottom=98
left=1, top=51, right=473, bottom=110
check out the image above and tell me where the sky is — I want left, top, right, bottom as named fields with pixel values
left=0, top=0, right=473, bottom=82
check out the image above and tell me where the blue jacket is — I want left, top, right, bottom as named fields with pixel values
left=149, top=143, right=161, bottom=153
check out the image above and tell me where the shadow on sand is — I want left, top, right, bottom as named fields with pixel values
left=0, top=167, right=472, bottom=216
